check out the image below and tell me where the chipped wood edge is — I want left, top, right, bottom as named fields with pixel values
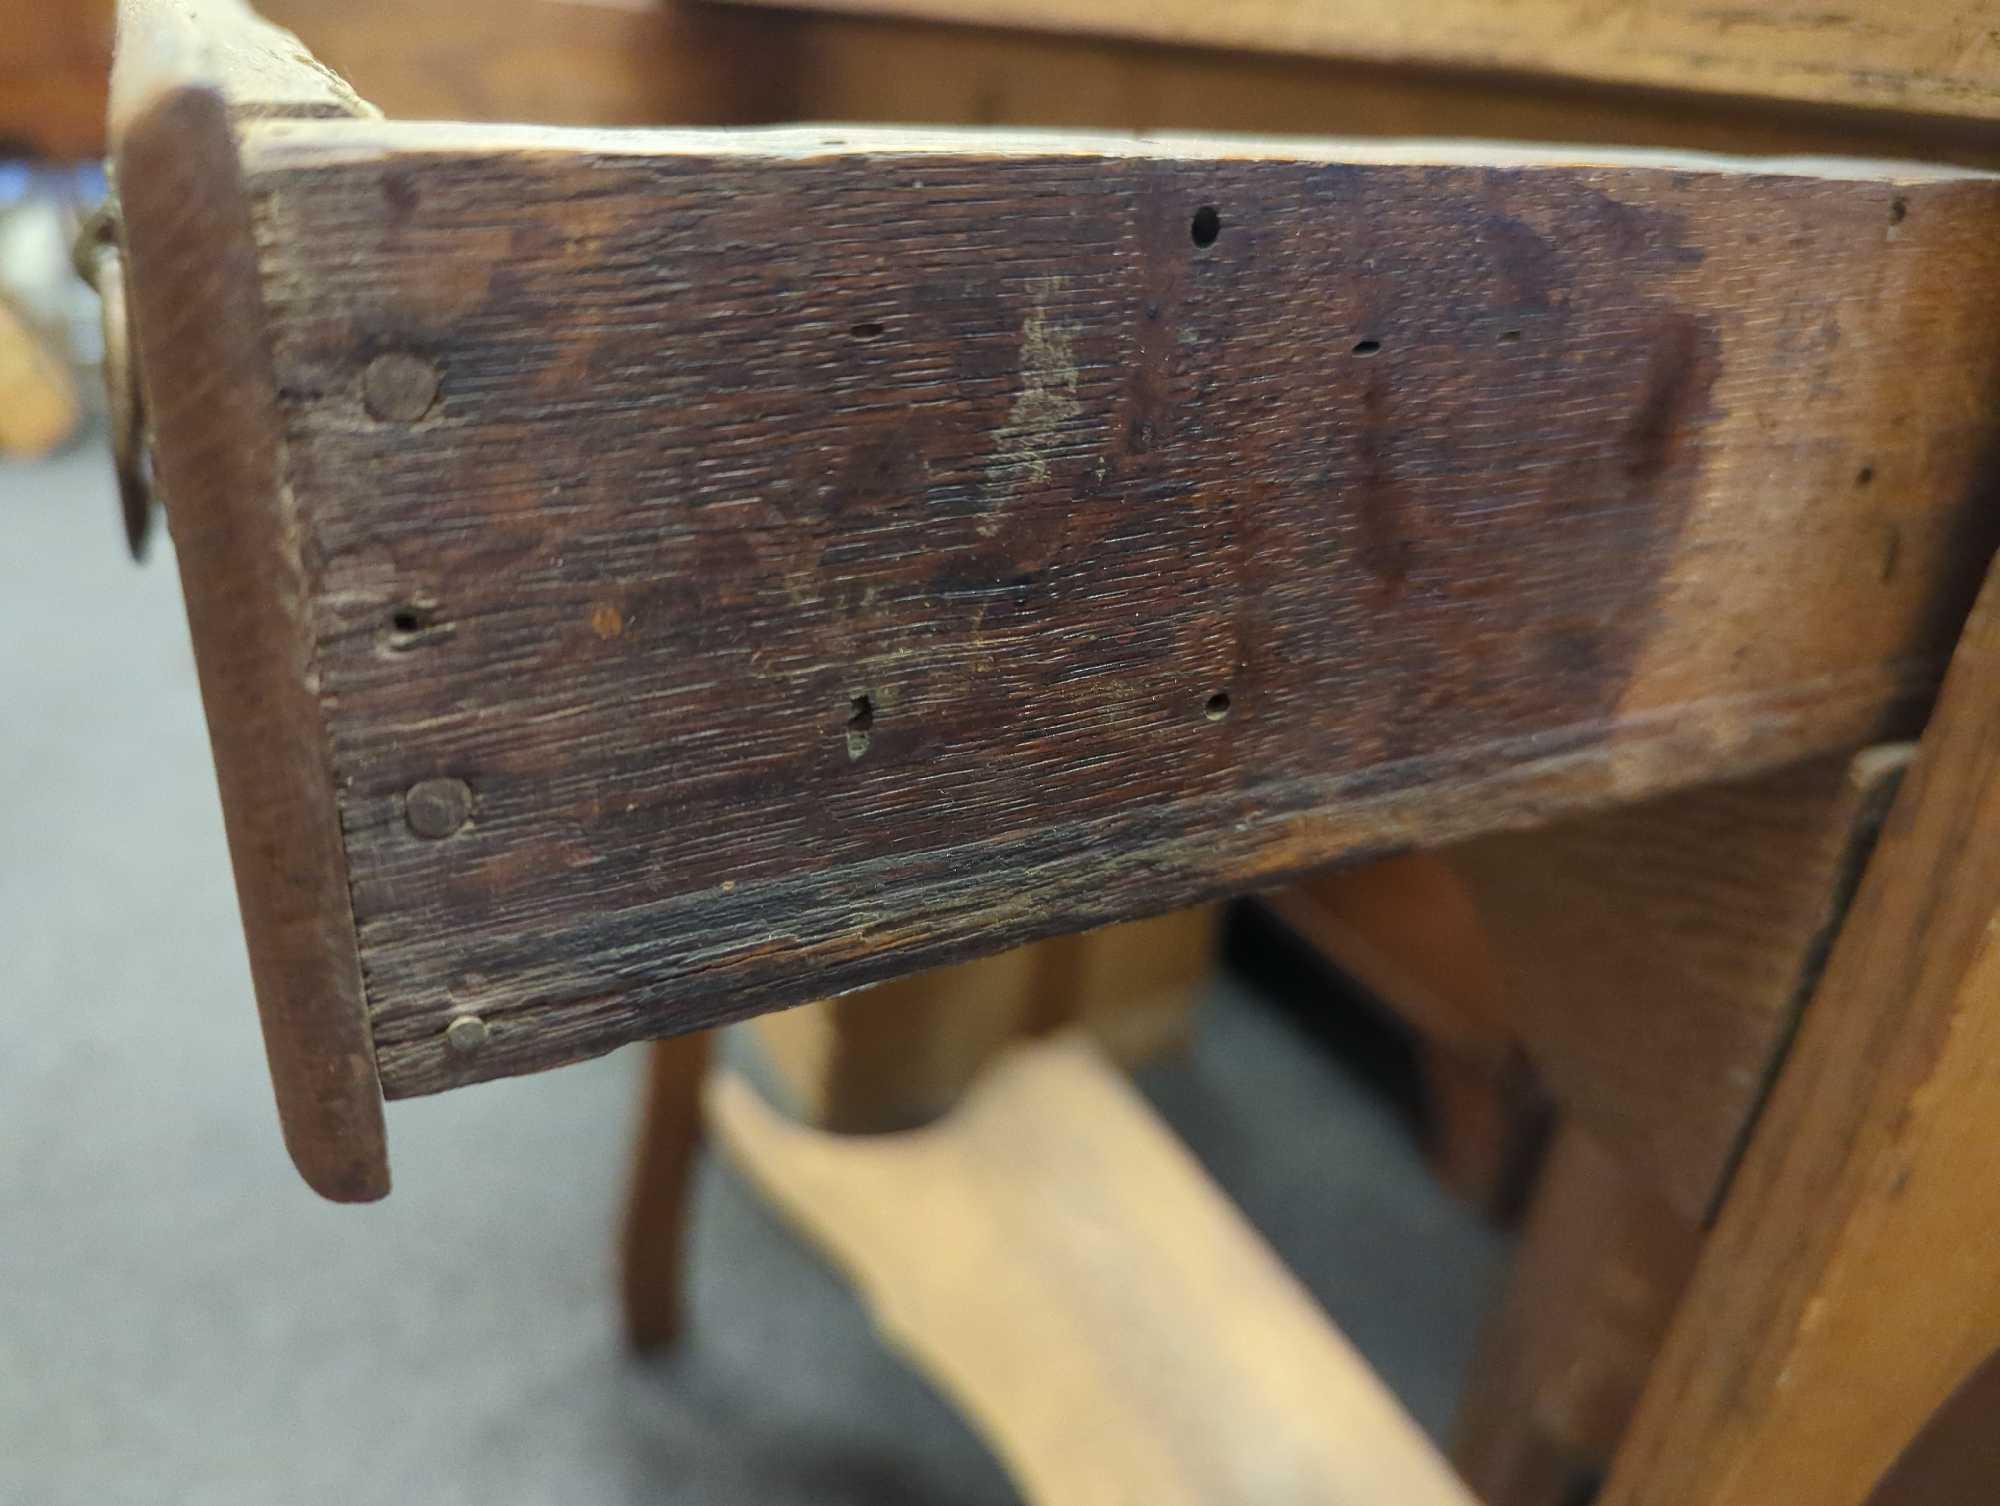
left=110, top=0, right=373, bottom=145
left=118, top=81, right=387, bottom=1201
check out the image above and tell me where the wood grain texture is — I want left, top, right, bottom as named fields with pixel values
left=110, top=0, right=373, bottom=143
left=718, top=0, right=2000, bottom=126
left=710, top=1032, right=1479, bottom=1506
left=1448, top=743, right=1913, bottom=1220
left=1602, top=559, right=2000, bottom=1504
left=116, top=84, right=387, bottom=1199
left=259, top=0, right=2000, bottom=170
left=235, top=121, right=2000, bottom=1098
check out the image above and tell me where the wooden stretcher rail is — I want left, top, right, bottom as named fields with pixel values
left=115, top=1, right=2000, bottom=1195
left=710, top=1031, right=1481, bottom=1506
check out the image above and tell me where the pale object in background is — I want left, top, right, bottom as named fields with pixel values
left=0, top=181, right=97, bottom=459
left=0, top=291, right=80, bottom=458
left=712, top=1031, right=1480, bottom=1506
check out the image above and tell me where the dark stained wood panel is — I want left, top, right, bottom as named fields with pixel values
left=237, top=122, right=2000, bottom=1096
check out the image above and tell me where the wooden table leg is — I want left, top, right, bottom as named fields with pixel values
left=1602, top=560, right=2000, bottom=1505
left=708, top=1031, right=1479, bottom=1506
left=620, top=1029, right=713, bottom=1351
left=1455, top=1121, right=1699, bottom=1506
left=1258, top=859, right=1549, bottom=1220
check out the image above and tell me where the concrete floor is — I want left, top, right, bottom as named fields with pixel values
left=1, top=442, right=1507, bottom=1505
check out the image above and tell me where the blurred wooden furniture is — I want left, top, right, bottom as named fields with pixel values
left=1260, top=856, right=1548, bottom=1217
left=713, top=1030, right=1477, bottom=1506
left=727, top=0, right=2000, bottom=127
left=3, top=1, right=115, bottom=159
left=1452, top=1123, right=1700, bottom=1506
left=0, top=294, right=83, bottom=459
left=751, top=907, right=1216, bottom=1133
left=622, top=905, right=1215, bottom=1350
left=107, top=2, right=2000, bottom=1503
left=256, top=0, right=2000, bottom=169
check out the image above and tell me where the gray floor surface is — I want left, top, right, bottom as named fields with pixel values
left=1, top=443, right=1508, bottom=1506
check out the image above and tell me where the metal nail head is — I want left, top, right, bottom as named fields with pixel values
left=406, top=777, right=473, bottom=838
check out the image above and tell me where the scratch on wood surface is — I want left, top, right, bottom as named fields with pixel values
left=985, top=274, right=1081, bottom=515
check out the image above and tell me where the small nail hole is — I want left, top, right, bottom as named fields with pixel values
left=1351, top=339, right=1382, bottom=357
left=1204, top=691, right=1231, bottom=722
left=846, top=693, right=875, bottom=760
left=1856, top=465, right=1875, bottom=486
left=850, top=320, right=885, bottom=340
left=1498, top=329, right=1522, bottom=344
left=1190, top=206, right=1221, bottom=248
left=388, top=605, right=438, bottom=647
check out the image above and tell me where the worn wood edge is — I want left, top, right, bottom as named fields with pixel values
left=708, top=1033, right=1480, bottom=1506
left=714, top=0, right=2000, bottom=127
left=374, top=658, right=1935, bottom=1098
left=238, top=114, right=2000, bottom=181
left=1699, top=740, right=1915, bottom=1224
left=110, top=0, right=373, bottom=146
left=1603, top=558, right=2000, bottom=1502
left=118, top=82, right=388, bottom=1201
